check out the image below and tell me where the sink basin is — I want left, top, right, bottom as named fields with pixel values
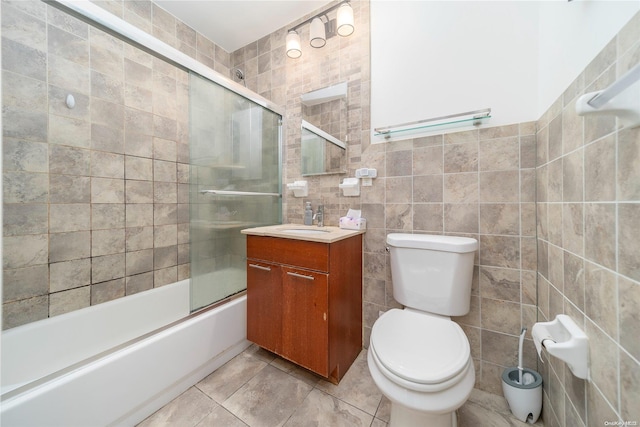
left=280, top=229, right=331, bottom=235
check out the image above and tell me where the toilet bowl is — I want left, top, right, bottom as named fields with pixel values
left=368, top=308, right=474, bottom=427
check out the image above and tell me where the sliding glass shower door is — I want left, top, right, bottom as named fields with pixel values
left=190, top=73, right=281, bottom=312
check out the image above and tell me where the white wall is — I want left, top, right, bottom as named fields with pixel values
left=370, top=0, right=639, bottom=144
left=537, top=0, right=640, bottom=115
left=370, top=1, right=539, bottom=143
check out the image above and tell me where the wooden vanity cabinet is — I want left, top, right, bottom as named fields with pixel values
left=246, top=234, right=362, bottom=384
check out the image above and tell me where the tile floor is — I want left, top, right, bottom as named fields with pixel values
left=138, top=344, right=542, bottom=426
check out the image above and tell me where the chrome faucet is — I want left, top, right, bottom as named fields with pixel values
left=314, top=205, right=324, bottom=227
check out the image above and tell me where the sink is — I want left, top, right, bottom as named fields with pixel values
left=280, top=229, right=331, bottom=235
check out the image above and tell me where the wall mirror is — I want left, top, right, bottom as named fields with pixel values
left=300, top=82, right=348, bottom=176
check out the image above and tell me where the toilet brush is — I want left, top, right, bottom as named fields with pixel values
left=502, top=327, right=543, bottom=422
left=518, top=328, right=535, bottom=385
left=518, top=328, right=525, bottom=383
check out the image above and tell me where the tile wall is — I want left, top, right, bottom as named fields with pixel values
left=535, top=12, right=640, bottom=427
left=1, top=0, right=230, bottom=328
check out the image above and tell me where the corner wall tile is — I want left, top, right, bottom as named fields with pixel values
left=3, top=171, right=49, bottom=203
left=49, top=286, right=89, bottom=316
left=2, top=295, right=49, bottom=329
left=3, top=264, right=49, bottom=302
left=617, top=127, right=640, bottom=201
left=2, top=4, right=47, bottom=51
left=620, top=348, right=640, bottom=422
left=3, top=139, right=48, bottom=173
left=3, top=203, right=48, bottom=236
left=618, top=203, right=640, bottom=281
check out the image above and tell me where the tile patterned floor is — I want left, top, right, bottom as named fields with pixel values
left=138, top=345, right=542, bottom=427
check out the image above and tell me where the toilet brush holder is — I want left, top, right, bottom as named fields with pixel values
left=501, top=367, right=542, bottom=424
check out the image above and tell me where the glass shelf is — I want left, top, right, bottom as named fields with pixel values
left=374, top=108, right=491, bottom=138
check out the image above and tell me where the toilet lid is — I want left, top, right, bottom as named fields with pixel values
left=371, top=309, right=470, bottom=385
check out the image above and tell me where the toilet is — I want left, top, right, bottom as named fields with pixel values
left=368, top=233, right=478, bottom=427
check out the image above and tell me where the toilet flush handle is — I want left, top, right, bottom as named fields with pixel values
left=385, top=246, right=390, bottom=253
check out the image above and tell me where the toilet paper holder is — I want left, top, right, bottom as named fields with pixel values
left=532, top=314, right=589, bottom=380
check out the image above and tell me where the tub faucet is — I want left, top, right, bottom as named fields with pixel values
left=314, top=205, right=324, bottom=227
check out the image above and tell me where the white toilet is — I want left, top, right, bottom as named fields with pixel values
left=368, top=233, right=478, bottom=427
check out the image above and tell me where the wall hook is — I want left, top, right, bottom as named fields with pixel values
left=66, top=94, right=75, bottom=109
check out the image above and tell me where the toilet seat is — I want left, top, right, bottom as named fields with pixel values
left=370, top=309, right=471, bottom=392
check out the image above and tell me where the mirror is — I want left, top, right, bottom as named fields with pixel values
left=300, top=83, right=348, bottom=176
left=301, top=121, right=346, bottom=175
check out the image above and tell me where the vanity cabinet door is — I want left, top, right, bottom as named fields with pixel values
left=281, top=267, right=329, bottom=376
left=246, top=260, right=282, bottom=354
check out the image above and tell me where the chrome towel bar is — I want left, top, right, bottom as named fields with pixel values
left=199, top=190, right=281, bottom=197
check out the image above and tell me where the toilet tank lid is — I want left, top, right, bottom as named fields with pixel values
left=387, top=233, right=478, bottom=253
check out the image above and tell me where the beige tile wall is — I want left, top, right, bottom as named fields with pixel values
left=535, top=12, right=640, bottom=427
left=1, top=0, right=229, bottom=328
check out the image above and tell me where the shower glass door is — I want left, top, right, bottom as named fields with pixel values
left=190, top=73, right=281, bottom=312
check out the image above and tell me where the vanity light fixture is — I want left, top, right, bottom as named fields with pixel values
left=286, top=1, right=355, bottom=59
left=286, top=30, right=302, bottom=59
left=309, top=17, right=326, bottom=48
left=336, top=3, right=354, bottom=36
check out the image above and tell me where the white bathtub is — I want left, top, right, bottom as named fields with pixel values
left=0, top=280, right=250, bottom=426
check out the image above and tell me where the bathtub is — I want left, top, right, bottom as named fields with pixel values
left=0, top=280, right=250, bottom=426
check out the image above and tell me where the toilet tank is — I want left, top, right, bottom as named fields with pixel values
left=387, top=234, right=478, bottom=316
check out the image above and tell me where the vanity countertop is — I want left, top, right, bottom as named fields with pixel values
left=241, top=224, right=365, bottom=243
